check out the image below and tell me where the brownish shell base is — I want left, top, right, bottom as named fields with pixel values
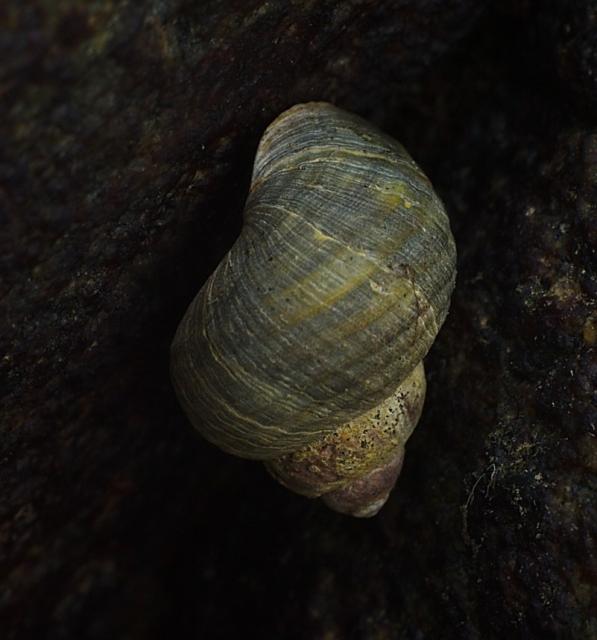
left=322, top=448, right=404, bottom=517
left=265, top=362, right=426, bottom=517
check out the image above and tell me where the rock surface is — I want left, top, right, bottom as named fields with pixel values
left=1, top=1, right=595, bottom=639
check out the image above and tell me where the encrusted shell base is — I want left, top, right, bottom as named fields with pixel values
left=321, top=449, right=404, bottom=517
left=265, top=362, right=426, bottom=517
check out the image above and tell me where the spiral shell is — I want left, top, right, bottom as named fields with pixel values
left=171, top=102, right=456, bottom=515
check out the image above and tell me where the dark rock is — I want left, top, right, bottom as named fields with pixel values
left=554, top=2, right=597, bottom=113
left=1, top=1, right=595, bottom=639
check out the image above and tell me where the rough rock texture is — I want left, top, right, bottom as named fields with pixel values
left=1, top=1, right=595, bottom=639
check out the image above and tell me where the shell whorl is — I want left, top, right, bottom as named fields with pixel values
left=171, top=102, right=456, bottom=460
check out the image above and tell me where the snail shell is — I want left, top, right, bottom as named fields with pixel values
left=171, top=102, right=456, bottom=516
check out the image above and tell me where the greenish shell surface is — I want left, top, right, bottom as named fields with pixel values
left=171, top=102, right=456, bottom=459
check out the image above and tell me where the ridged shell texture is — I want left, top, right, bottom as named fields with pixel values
left=171, top=102, right=456, bottom=459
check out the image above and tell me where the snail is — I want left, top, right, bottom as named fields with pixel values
left=171, top=102, right=456, bottom=517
